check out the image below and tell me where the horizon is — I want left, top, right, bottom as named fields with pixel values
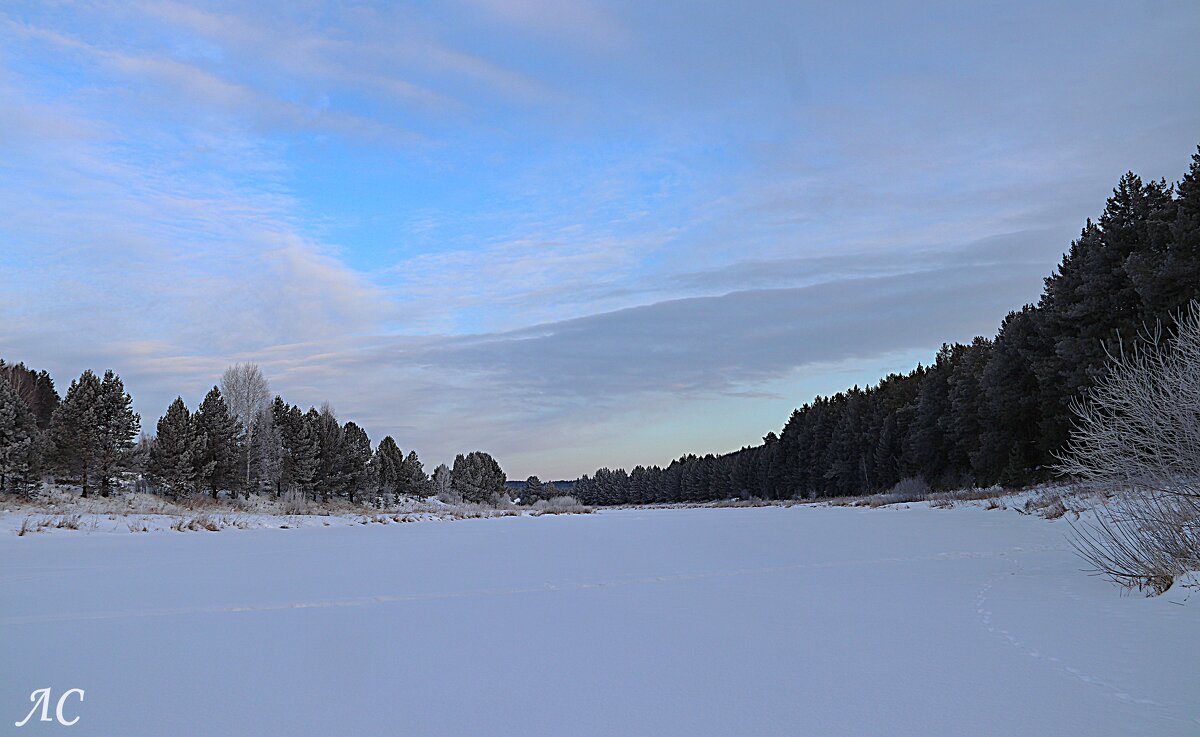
left=3, top=1, right=1199, bottom=479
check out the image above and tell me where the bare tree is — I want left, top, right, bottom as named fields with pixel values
left=1056, top=300, right=1200, bottom=594
left=220, top=363, right=271, bottom=495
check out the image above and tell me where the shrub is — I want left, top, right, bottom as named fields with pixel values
left=1056, top=301, right=1200, bottom=594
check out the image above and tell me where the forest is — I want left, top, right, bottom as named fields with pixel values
left=570, top=146, right=1200, bottom=506
left=0, top=360, right=511, bottom=507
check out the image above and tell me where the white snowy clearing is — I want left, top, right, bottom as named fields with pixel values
left=1, top=504, right=1196, bottom=736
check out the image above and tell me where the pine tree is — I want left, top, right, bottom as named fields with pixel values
left=148, top=397, right=201, bottom=497
left=0, top=375, right=38, bottom=493
left=193, top=387, right=242, bottom=499
left=49, top=370, right=103, bottom=497
left=313, top=404, right=346, bottom=501
left=523, top=475, right=544, bottom=503
left=290, top=408, right=320, bottom=501
left=341, top=421, right=373, bottom=504
left=943, top=337, right=992, bottom=481
left=975, top=307, right=1046, bottom=485
left=399, top=450, right=430, bottom=498
left=371, top=436, right=404, bottom=505
left=451, top=451, right=506, bottom=504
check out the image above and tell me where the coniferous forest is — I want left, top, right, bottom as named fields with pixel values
left=0, top=361, right=507, bottom=507
left=2, top=146, right=1199, bottom=508
left=570, top=146, right=1200, bottom=506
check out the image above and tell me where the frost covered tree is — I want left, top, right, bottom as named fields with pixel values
left=269, top=397, right=319, bottom=500
left=148, top=397, right=201, bottom=497
left=94, top=370, right=141, bottom=497
left=398, top=450, right=430, bottom=499
left=250, top=406, right=283, bottom=495
left=523, top=475, right=543, bottom=504
left=0, top=360, right=59, bottom=429
left=50, top=369, right=139, bottom=497
left=1057, top=300, right=1200, bottom=593
left=194, top=387, right=242, bottom=499
left=0, top=375, right=38, bottom=493
left=289, top=408, right=320, bottom=501
left=451, top=451, right=506, bottom=504
left=432, top=463, right=453, bottom=500
left=220, top=363, right=271, bottom=489
left=371, top=436, right=404, bottom=505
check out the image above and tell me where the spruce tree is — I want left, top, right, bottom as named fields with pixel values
left=193, top=387, right=242, bottom=499
left=148, top=397, right=201, bottom=497
left=92, top=370, right=140, bottom=497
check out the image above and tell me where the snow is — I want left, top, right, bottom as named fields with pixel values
left=1, top=504, right=1196, bottom=736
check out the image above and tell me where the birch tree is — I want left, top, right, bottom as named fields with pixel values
left=220, top=363, right=271, bottom=494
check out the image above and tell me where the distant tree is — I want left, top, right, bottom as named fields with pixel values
left=399, top=450, right=430, bottom=498
left=0, top=375, right=38, bottom=493
left=270, top=398, right=319, bottom=501
left=250, top=406, right=283, bottom=495
left=0, top=360, right=59, bottom=429
left=312, top=404, right=347, bottom=502
left=431, top=463, right=453, bottom=500
left=975, top=307, right=1047, bottom=485
left=90, top=370, right=140, bottom=497
left=290, top=408, right=321, bottom=501
left=194, top=386, right=242, bottom=499
left=523, top=475, right=544, bottom=504
left=49, top=371, right=107, bottom=497
left=451, top=451, right=506, bottom=504
left=47, top=369, right=139, bottom=497
left=220, top=363, right=271, bottom=490
left=341, top=421, right=373, bottom=504
left=372, top=436, right=404, bottom=505
left=148, top=398, right=201, bottom=497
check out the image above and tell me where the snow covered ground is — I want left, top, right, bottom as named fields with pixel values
left=1, top=504, right=1196, bottom=736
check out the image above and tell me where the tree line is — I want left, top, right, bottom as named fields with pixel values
left=0, top=362, right=511, bottom=506
left=571, top=145, right=1200, bottom=506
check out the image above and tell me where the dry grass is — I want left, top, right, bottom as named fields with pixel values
left=15, top=513, right=84, bottom=535
left=529, top=496, right=592, bottom=515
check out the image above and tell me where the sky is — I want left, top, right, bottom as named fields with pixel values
left=1, top=1, right=1199, bottom=479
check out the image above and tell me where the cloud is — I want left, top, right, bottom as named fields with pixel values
left=2, top=0, right=1198, bottom=481
left=2, top=17, right=423, bottom=145
left=0, top=44, right=391, bottom=372
left=228, top=240, right=1053, bottom=477
left=415, top=254, right=1047, bottom=401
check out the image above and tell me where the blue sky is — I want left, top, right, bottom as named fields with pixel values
left=2, top=0, right=1198, bottom=479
